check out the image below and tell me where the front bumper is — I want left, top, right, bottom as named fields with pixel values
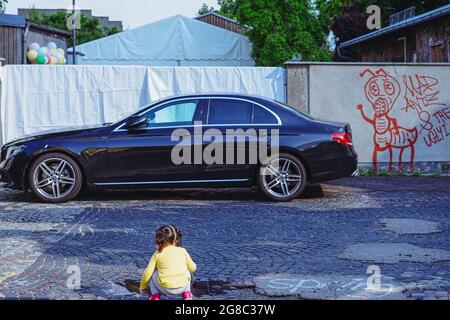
left=0, top=168, right=14, bottom=188
left=0, top=150, right=29, bottom=190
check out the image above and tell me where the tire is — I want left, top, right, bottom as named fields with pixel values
left=257, top=153, right=307, bottom=202
left=28, top=153, right=83, bottom=203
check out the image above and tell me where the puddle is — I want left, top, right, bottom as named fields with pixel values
left=379, top=218, right=442, bottom=235
left=340, top=243, right=450, bottom=264
left=122, top=279, right=234, bottom=297
left=124, top=279, right=141, bottom=294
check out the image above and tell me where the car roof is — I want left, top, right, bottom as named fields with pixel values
left=159, top=93, right=278, bottom=104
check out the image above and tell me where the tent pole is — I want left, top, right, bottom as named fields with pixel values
left=72, top=0, right=77, bottom=65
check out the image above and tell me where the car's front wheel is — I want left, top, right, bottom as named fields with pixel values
left=29, top=153, right=83, bottom=203
left=257, top=153, right=307, bottom=202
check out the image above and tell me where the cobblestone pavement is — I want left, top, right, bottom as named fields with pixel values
left=0, top=177, right=449, bottom=300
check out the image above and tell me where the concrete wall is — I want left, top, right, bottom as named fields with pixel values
left=286, top=62, right=450, bottom=173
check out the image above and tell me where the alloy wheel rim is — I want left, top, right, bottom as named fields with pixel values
left=261, top=158, right=302, bottom=198
left=33, top=158, right=76, bottom=200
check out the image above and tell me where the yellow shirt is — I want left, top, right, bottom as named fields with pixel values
left=140, top=246, right=197, bottom=290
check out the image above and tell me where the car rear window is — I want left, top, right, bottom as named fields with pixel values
left=253, top=105, right=278, bottom=124
left=208, top=99, right=253, bottom=125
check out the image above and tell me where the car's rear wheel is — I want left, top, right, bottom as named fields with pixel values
left=257, top=153, right=307, bottom=202
left=29, top=153, right=83, bottom=203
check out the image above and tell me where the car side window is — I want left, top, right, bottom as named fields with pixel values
left=208, top=99, right=253, bottom=125
left=253, top=105, right=278, bottom=125
left=142, top=100, right=199, bottom=128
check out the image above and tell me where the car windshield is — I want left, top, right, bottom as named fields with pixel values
left=111, top=99, right=164, bottom=126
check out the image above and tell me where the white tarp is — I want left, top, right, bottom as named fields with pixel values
left=0, top=65, right=286, bottom=144
left=74, top=15, right=255, bottom=66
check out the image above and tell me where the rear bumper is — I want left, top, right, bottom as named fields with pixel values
left=309, top=154, right=358, bottom=183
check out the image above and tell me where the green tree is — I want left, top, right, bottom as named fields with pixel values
left=0, top=0, right=8, bottom=13
left=197, top=0, right=237, bottom=19
left=217, top=0, right=238, bottom=19
left=25, top=9, right=120, bottom=47
left=198, top=3, right=215, bottom=15
left=236, top=0, right=332, bottom=66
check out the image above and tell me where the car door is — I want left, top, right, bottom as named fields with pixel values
left=199, top=98, right=280, bottom=181
left=103, top=99, right=206, bottom=185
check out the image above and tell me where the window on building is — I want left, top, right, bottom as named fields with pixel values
left=431, top=44, right=444, bottom=63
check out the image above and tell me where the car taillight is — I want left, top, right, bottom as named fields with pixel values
left=331, top=132, right=353, bottom=147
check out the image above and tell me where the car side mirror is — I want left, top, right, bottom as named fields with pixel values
left=124, top=115, right=148, bottom=130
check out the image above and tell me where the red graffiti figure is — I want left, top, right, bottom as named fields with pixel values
left=357, top=68, right=418, bottom=172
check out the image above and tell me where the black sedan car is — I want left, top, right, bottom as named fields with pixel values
left=0, top=94, right=357, bottom=203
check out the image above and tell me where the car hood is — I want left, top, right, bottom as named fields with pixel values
left=3, top=125, right=108, bottom=148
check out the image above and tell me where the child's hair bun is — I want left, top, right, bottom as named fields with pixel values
left=155, top=225, right=182, bottom=250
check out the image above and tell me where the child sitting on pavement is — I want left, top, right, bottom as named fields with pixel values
left=139, top=225, right=196, bottom=300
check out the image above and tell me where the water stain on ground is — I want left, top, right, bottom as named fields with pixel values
left=123, top=279, right=234, bottom=297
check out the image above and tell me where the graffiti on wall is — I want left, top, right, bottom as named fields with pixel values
left=357, top=68, right=449, bottom=171
left=402, top=75, right=448, bottom=148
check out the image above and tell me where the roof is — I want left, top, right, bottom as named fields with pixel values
left=28, top=21, right=71, bottom=37
left=0, top=13, right=26, bottom=28
left=195, top=11, right=252, bottom=31
left=339, top=4, right=450, bottom=48
left=74, top=15, right=254, bottom=66
left=195, top=11, right=242, bottom=26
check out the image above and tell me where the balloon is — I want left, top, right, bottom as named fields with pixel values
left=63, top=57, right=67, bottom=65
left=44, top=56, right=50, bottom=64
left=56, top=48, right=65, bottom=56
left=36, top=55, right=46, bottom=65
left=38, top=47, right=49, bottom=57
left=47, top=42, right=57, bottom=49
left=48, top=48, right=57, bottom=57
left=50, top=57, right=58, bottom=65
left=27, top=50, right=38, bottom=61
left=29, top=42, right=40, bottom=51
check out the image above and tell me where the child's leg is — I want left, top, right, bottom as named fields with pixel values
left=180, top=282, right=192, bottom=300
left=149, top=271, right=161, bottom=295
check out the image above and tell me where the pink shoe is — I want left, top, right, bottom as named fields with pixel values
left=182, top=291, right=193, bottom=300
left=149, top=294, right=161, bottom=301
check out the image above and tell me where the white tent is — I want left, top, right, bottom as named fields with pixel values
left=73, top=15, right=255, bottom=66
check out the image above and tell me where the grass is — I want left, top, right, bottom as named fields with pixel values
left=359, top=168, right=428, bottom=177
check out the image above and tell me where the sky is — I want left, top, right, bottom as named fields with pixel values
left=5, top=0, right=218, bottom=29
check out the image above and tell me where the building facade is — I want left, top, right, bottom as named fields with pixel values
left=0, top=13, right=70, bottom=66
left=339, top=5, right=450, bottom=63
